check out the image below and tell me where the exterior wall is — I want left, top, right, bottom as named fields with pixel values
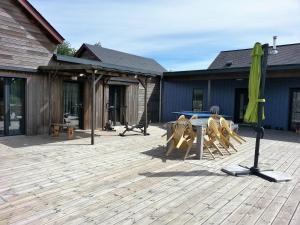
left=138, top=78, right=160, bottom=123
left=0, top=0, right=57, bottom=69
left=162, top=76, right=300, bottom=130
left=162, top=80, right=208, bottom=121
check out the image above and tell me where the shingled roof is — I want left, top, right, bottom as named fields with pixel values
left=209, top=43, right=300, bottom=69
left=75, top=44, right=166, bottom=74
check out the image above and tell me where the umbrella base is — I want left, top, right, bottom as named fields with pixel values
left=221, top=165, right=292, bottom=182
left=221, top=165, right=250, bottom=176
left=251, top=168, right=292, bottom=182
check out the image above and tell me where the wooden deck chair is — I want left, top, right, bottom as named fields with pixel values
left=219, top=117, right=246, bottom=144
left=207, top=117, right=237, bottom=153
left=166, top=115, right=196, bottom=160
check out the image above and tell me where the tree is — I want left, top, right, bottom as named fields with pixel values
left=94, top=41, right=102, bottom=47
left=56, top=41, right=77, bottom=56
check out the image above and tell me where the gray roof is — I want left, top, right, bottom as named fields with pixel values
left=53, top=54, right=161, bottom=77
left=76, top=44, right=166, bottom=74
left=209, top=43, right=300, bottom=69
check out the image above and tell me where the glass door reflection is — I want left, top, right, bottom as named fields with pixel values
left=8, top=78, right=25, bottom=135
left=0, top=77, right=25, bottom=136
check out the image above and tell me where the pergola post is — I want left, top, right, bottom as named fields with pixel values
left=144, top=77, right=148, bottom=136
left=91, top=71, right=95, bottom=145
left=102, top=78, right=105, bottom=130
left=48, top=72, right=52, bottom=135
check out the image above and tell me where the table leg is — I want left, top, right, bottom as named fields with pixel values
left=196, top=126, right=204, bottom=160
left=166, top=123, right=172, bottom=149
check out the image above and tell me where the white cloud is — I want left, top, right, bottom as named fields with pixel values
left=30, top=0, right=300, bottom=70
left=167, top=59, right=215, bottom=71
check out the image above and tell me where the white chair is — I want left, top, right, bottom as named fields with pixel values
left=210, top=105, right=220, bottom=114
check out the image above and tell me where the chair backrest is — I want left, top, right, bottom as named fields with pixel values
left=219, top=117, right=232, bottom=134
left=190, top=115, right=198, bottom=120
left=210, top=105, right=220, bottom=114
left=208, top=117, right=221, bottom=137
left=173, top=115, right=193, bottom=141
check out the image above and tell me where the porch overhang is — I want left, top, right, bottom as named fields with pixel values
left=39, top=63, right=156, bottom=145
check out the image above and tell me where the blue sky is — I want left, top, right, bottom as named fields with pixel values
left=30, top=0, right=300, bottom=71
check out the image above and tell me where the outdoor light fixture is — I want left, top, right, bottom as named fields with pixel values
left=71, top=76, right=77, bottom=81
left=134, top=75, right=138, bottom=79
left=79, top=73, right=85, bottom=77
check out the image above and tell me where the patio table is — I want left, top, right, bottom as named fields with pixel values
left=167, top=118, right=208, bottom=160
left=167, top=118, right=234, bottom=160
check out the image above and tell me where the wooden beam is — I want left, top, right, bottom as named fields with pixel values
left=144, top=78, right=148, bottom=136
left=102, top=78, right=105, bottom=130
left=137, top=77, right=146, bottom=88
left=95, top=74, right=103, bottom=85
left=48, top=72, right=52, bottom=135
left=91, top=71, right=96, bottom=145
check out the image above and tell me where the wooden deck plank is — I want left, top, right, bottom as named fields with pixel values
left=0, top=126, right=299, bottom=225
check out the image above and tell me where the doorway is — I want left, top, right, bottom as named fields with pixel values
left=63, top=81, right=83, bottom=129
left=289, top=88, right=300, bottom=131
left=0, top=77, right=26, bottom=136
left=108, top=85, right=126, bottom=125
left=234, top=88, right=248, bottom=123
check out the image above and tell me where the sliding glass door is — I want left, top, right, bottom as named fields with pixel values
left=63, top=82, right=83, bottom=129
left=0, top=78, right=4, bottom=136
left=0, top=77, right=25, bottom=136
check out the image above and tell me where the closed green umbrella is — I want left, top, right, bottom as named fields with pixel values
left=244, top=42, right=265, bottom=123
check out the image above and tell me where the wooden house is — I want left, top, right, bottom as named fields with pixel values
left=0, top=0, right=164, bottom=137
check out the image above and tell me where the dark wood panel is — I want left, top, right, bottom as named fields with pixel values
left=0, top=0, right=57, bottom=69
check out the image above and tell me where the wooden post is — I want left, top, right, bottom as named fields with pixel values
left=102, top=79, right=105, bottom=130
left=48, top=72, right=52, bottom=135
left=91, top=71, right=95, bottom=145
left=144, top=77, right=148, bottom=135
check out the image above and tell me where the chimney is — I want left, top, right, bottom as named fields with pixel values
left=271, top=36, right=278, bottom=54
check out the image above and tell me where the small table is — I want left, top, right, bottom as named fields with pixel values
left=167, top=119, right=208, bottom=160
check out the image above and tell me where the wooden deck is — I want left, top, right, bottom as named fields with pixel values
left=0, top=125, right=300, bottom=225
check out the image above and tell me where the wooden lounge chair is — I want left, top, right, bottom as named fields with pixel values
left=219, top=117, right=246, bottom=144
left=166, top=115, right=196, bottom=160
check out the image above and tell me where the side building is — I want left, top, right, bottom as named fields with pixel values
left=162, top=43, right=300, bottom=131
left=0, top=0, right=165, bottom=137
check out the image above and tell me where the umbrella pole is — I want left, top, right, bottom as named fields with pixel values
left=250, top=43, right=269, bottom=173
left=222, top=43, right=292, bottom=182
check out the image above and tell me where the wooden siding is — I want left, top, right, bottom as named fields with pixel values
left=0, top=0, right=56, bottom=69
left=162, top=80, right=208, bottom=121
left=162, top=76, right=300, bottom=130
left=77, top=49, right=98, bottom=61
left=126, top=84, right=139, bottom=125
left=138, top=78, right=160, bottom=123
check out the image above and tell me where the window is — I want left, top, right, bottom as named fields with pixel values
left=192, top=89, right=203, bottom=112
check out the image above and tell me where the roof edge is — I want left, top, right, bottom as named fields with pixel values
left=220, top=43, right=300, bottom=53
left=17, top=0, right=64, bottom=44
left=164, top=64, right=300, bottom=77
left=0, top=65, right=38, bottom=73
